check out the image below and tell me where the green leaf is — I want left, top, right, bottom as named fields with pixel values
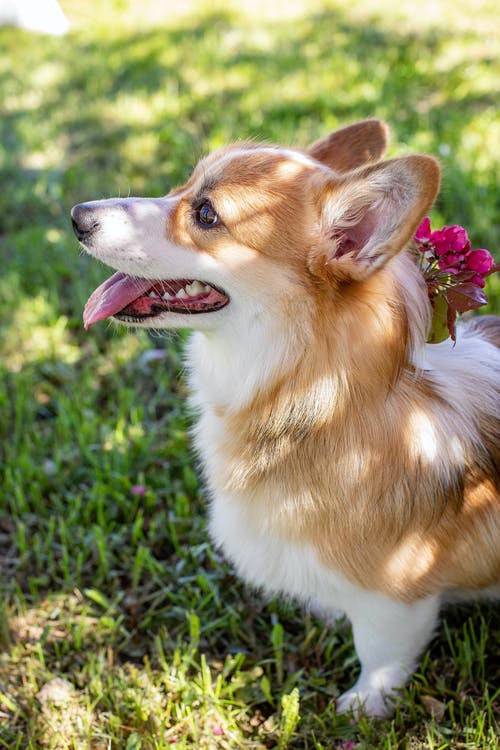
left=260, top=674, right=274, bottom=705
left=278, top=688, right=301, bottom=749
left=187, top=611, right=200, bottom=651
left=84, top=588, right=111, bottom=610
left=427, top=294, right=451, bottom=343
left=0, top=692, right=18, bottom=713
left=271, top=621, right=285, bottom=684
left=125, top=733, right=142, bottom=750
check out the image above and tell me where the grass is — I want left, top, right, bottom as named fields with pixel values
left=0, top=0, right=499, bottom=747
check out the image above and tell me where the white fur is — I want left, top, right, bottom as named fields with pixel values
left=208, top=491, right=440, bottom=718
left=207, top=146, right=320, bottom=176
left=78, top=197, right=214, bottom=283
left=187, top=316, right=306, bottom=413
left=425, top=328, right=500, bottom=413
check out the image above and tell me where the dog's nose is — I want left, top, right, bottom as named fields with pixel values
left=71, top=203, right=100, bottom=241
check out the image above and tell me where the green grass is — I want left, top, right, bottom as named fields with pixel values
left=0, top=1, right=499, bottom=747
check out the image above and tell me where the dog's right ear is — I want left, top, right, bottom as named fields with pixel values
left=307, top=119, right=390, bottom=173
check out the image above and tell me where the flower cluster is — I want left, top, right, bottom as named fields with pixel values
left=414, top=218, right=496, bottom=342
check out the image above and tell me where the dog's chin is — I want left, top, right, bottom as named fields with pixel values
left=113, top=298, right=229, bottom=327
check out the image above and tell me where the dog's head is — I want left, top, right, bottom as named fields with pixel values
left=72, top=119, right=439, bottom=332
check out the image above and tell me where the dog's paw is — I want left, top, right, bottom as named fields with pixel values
left=336, top=686, right=396, bottom=720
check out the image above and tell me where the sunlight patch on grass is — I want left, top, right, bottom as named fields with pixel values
left=20, top=137, right=70, bottom=170
left=62, top=0, right=500, bottom=35
left=93, top=332, right=149, bottom=372
left=121, top=131, right=159, bottom=167
left=457, top=114, right=500, bottom=174
left=102, top=417, right=146, bottom=453
left=1, top=291, right=80, bottom=371
left=103, top=93, right=163, bottom=127
left=63, top=0, right=325, bottom=29
left=334, top=0, right=500, bottom=35
left=2, top=87, right=45, bottom=116
left=36, top=678, right=96, bottom=748
left=435, top=35, right=499, bottom=72
left=31, top=60, right=66, bottom=91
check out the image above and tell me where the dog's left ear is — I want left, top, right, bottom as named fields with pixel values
left=308, top=154, right=441, bottom=282
left=307, top=119, right=389, bottom=172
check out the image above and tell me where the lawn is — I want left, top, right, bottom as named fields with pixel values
left=0, top=0, right=499, bottom=747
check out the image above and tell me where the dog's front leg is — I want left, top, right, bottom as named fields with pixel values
left=336, top=591, right=440, bottom=718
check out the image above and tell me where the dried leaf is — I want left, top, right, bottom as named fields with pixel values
left=447, top=305, right=457, bottom=343
left=37, top=678, right=75, bottom=705
left=421, top=694, right=446, bottom=720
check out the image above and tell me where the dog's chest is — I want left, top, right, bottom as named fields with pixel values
left=208, top=490, right=346, bottom=607
left=192, top=408, right=352, bottom=610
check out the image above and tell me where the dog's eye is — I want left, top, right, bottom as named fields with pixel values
left=195, top=201, right=218, bottom=228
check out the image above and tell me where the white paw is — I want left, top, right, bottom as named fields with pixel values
left=336, top=686, right=396, bottom=719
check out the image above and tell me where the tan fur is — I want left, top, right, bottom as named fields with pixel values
left=307, top=119, right=390, bottom=172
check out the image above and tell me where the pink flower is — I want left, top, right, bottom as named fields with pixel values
left=415, top=217, right=431, bottom=244
left=448, top=225, right=470, bottom=252
left=131, top=484, right=146, bottom=496
left=431, top=225, right=470, bottom=257
left=465, top=248, right=494, bottom=275
left=437, top=252, right=463, bottom=271
left=413, top=217, right=494, bottom=342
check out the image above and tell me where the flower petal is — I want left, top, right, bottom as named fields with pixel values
left=465, top=248, right=494, bottom=275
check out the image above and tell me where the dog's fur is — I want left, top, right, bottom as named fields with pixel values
left=72, top=120, right=500, bottom=718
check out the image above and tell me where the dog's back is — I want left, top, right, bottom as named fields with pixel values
left=466, top=314, right=500, bottom=348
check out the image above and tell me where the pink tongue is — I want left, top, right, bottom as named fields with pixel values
left=83, top=272, right=153, bottom=328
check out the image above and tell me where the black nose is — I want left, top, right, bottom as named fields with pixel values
left=71, top=203, right=100, bottom=241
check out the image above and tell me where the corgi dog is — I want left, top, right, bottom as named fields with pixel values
left=71, top=120, right=500, bottom=718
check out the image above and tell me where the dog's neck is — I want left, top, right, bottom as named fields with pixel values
left=186, top=252, right=429, bottom=418
left=186, top=309, right=303, bottom=415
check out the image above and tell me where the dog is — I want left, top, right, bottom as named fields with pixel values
left=71, top=119, right=500, bottom=718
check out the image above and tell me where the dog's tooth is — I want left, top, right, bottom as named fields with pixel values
left=202, top=284, right=211, bottom=293
left=188, top=281, right=204, bottom=296
left=162, top=291, right=174, bottom=300
left=177, top=288, right=188, bottom=299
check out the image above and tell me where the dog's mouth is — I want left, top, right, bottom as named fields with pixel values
left=83, top=272, right=229, bottom=329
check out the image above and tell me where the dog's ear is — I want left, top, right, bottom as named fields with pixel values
left=307, top=119, right=390, bottom=172
left=308, top=155, right=441, bottom=282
